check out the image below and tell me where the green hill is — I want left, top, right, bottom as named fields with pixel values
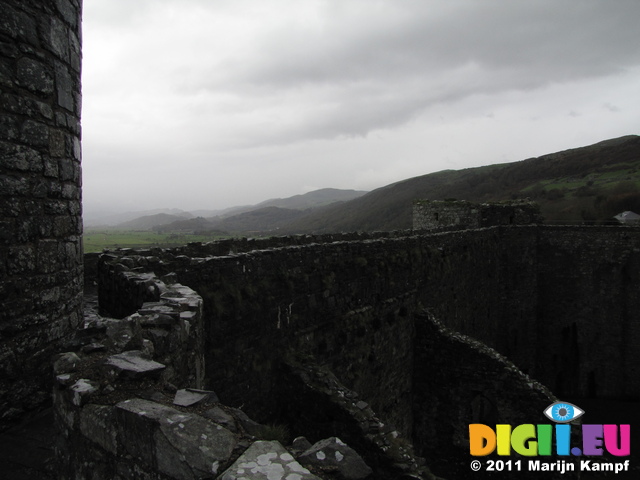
left=283, top=135, right=640, bottom=233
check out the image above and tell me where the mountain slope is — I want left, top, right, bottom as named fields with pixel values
left=210, top=188, right=368, bottom=219
left=255, top=188, right=367, bottom=210
left=153, top=217, right=219, bottom=233
left=85, top=208, right=192, bottom=227
left=213, top=206, right=310, bottom=233
left=284, top=135, right=640, bottom=233
left=114, top=213, right=193, bottom=230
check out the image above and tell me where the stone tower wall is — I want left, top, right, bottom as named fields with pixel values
left=0, top=0, right=83, bottom=422
left=413, top=199, right=542, bottom=230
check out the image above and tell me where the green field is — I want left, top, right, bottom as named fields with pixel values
left=83, top=230, right=226, bottom=253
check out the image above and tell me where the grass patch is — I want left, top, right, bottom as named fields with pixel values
left=256, top=423, right=290, bottom=444
left=83, top=229, right=227, bottom=253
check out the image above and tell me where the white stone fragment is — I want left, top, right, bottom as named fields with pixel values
left=70, top=379, right=98, bottom=406
left=257, top=452, right=278, bottom=466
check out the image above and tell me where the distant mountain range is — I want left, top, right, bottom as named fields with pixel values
left=152, top=206, right=313, bottom=234
left=87, top=188, right=368, bottom=233
left=86, top=135, right=640, bottom=235
left=85, top=208, right=194, bottom=227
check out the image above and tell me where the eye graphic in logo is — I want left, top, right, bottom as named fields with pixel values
left=543, top=401, right=585, bottom=423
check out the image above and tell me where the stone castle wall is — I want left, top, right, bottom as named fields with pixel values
left=0, top=0, right=83, bottom=422
left=95, top=226, right=640, bottom=458
left=535, top=227, right=640, bottom=398
left=60, top=261, right=436, bottom=480
left=98, top=228, right=539, bottom=445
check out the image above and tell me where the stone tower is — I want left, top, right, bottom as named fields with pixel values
left=413, top=199, right=542, bottom=230
left=0, top=0, right=83, bottom=422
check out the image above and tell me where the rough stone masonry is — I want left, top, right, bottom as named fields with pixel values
left=0, top=0, right=83, bottom=422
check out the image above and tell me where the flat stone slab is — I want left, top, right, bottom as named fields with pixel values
left=105, top=350, right=165, bottom=379
left=138, top=302, right=180, bottom=318
left=220, top=440, right=321, bottom=480
left=173, top=388, right=218, bottom=407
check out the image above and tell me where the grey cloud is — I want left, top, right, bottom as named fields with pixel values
left=81, top=0, right=640, bottom=213
left=223, top=1, right=640, bottom=87
left=184, top=0, right=640, bottom=146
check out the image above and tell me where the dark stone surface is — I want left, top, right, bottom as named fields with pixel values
left=298, top=437, right=373, bottom=480
left=0, top=408, right=55, bottom=479
left=0, top=0, right=83, bottom=427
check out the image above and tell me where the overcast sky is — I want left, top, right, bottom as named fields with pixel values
left=82, top=0, right=640, bottom=218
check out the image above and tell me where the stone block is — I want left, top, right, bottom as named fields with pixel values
left=16, top=57, right=54, bottom=96
left=173, top=388, right=218, bottom=407
left=49, top=128, right=65, bottom=157
left=54, top=61, right=74, bottom=111
left=0, top=4, right=38, bottom=42
left=55, top=0, right=79, bottom=28
left=203, top=406, right=237, bottom=432
left=79, top=404, right=118, bottom=454
left=220, top=440, right=321, bottom=480
left=20, top=120, right=49, bottom=148
left=0, top=114, right=18, bottom=141
left=104, top=317, right=142, bottom=351
left=297, top=437, right=373, bottom=480
left=105, top=350, right=165, bottom=380
left=53, top=352, right=81, bottom=374
left=116, top=398, right=236, bottom=478
left=7, top=245, right=35, bottom=274
left=47, top=17, right=70, bottom=62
